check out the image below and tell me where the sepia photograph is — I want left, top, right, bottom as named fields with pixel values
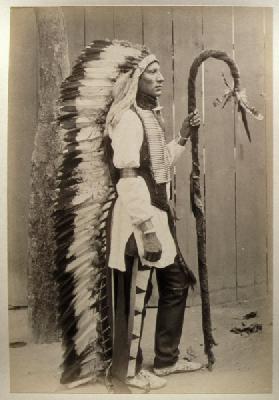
left=1, top=2, right=277, bottom=398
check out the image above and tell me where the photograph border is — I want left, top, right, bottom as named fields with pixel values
left=1, top=1, right=278, bottom=399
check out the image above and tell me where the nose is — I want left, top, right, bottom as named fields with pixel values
left=157, top=71, right=164, bottom=83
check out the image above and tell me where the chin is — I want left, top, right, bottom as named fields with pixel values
left=154, top=90, right=162, bottom=97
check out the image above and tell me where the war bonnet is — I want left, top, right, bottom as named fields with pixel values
left=54, top=39, right=158, bottom=386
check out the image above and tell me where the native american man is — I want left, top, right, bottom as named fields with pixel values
left=105, top=51, right=202, bottom=389
left=55, top=40, right=202, bottom=391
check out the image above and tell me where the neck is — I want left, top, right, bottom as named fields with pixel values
left=136, top=91, right=158, bottom=110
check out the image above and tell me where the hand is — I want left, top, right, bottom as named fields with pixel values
left=180, top=109, right=201, bottom=139
left=142, top=232, right=162, bottom=262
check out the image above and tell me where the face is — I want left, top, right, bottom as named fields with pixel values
left=138, top=61, right=164, bottom=98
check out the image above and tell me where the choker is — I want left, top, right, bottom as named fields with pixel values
left=136, top=92, right=158, bottom=110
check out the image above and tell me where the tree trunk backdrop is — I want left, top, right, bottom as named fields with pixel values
left=27, top=8, right=70, bottom=342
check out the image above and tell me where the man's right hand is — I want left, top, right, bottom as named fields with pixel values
left=142, top=232, right=162, bottom=262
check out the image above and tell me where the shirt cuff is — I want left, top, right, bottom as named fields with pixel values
left=167, top=139, right=187, bottom=165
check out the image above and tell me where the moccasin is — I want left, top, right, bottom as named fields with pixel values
left=126, top=369, right=166, bottom=390
left=153, top=360, right=202, bottom=376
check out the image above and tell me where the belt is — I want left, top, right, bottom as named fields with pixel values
left=119, top=168, right=139, bottom=178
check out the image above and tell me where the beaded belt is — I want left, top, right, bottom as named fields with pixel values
left=119, top=168, right=139, bottom=178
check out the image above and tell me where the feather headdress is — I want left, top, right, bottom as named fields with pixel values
left=53, top=39, right=158, bottom=387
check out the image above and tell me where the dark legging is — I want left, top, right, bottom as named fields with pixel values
left=111, top=254, right=189, bottom=381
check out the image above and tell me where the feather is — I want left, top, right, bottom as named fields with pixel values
left=238, top=103, right=252, bottom=142
left=235, top=89, right=264, bottom=120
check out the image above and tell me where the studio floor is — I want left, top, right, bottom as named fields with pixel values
left=8, top=295, right=272, bottom=395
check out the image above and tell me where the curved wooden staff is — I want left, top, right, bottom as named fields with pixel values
left=187, top=49, right=263, bottom=370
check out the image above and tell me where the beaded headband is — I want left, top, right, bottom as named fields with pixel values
left=137, top=54, right=159, bottom=73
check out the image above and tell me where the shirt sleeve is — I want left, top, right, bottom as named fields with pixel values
left=109, top=109, right=155, bottom=226
left=116, top=177, right=154, bottom=225
left=109, top=109, right=143, bottom=168
left=166, top=137, right=187, bottom=166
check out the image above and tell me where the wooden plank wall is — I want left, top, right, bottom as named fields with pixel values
left=264, top=8, right=273, bottom=296
left=202, top=7, right=236, bottom=304
left=234, top=7, right=267, bottom=300
left=173, top=7, right=204, bottom=307
left=8, top=8, right=38, bottom=306
left=8, top=6, right=272, bottom=306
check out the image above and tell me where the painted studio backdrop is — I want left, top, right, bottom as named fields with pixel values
left=8, top=6, right=272, bottom=333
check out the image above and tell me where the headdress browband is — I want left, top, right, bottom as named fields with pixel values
left=137, top=54, right=158, bottom=73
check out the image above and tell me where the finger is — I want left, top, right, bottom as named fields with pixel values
left=190, top=120, right=200, bottom=127
left=192, top=120, right=201, bottom=126
left=153, top=250, right=162, bottom=262
left=145, top=251, right=153, bottom=261
left=186, top=112, right=194, bottom=121
left=145, top=251, right=161, bottom=262
left=145, top=252, right=155, bottom=262
left=191, top=117, right=201, bottom=125
left=152, top=251, right=161, bottom=262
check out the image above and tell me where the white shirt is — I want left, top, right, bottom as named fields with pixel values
left=108, top=109, right=186, bottom=271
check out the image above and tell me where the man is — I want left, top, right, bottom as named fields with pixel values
left=105, top=52, right=202, bottom=390
left=55, top=40, right=202, bottom=391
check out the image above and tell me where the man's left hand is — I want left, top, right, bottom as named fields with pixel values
left=180, top=109, right=201, bottom=139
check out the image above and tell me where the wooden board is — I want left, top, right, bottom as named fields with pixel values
left=62, top=7, right=85, bottom=68
left=114, top=6, right=143, bottom=44
left=202, top=6, right=237, bottom=303
left=173, top=6, right=203, bottom=305
left=85, top=6, right=114, bottom=44
left=234, top=7, right=267, bottom=300
left=264, top=7, right=273, bottom=296
left=8, top=8, right=38, bottom=305
left=142, top=7, right=173, bottom=141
